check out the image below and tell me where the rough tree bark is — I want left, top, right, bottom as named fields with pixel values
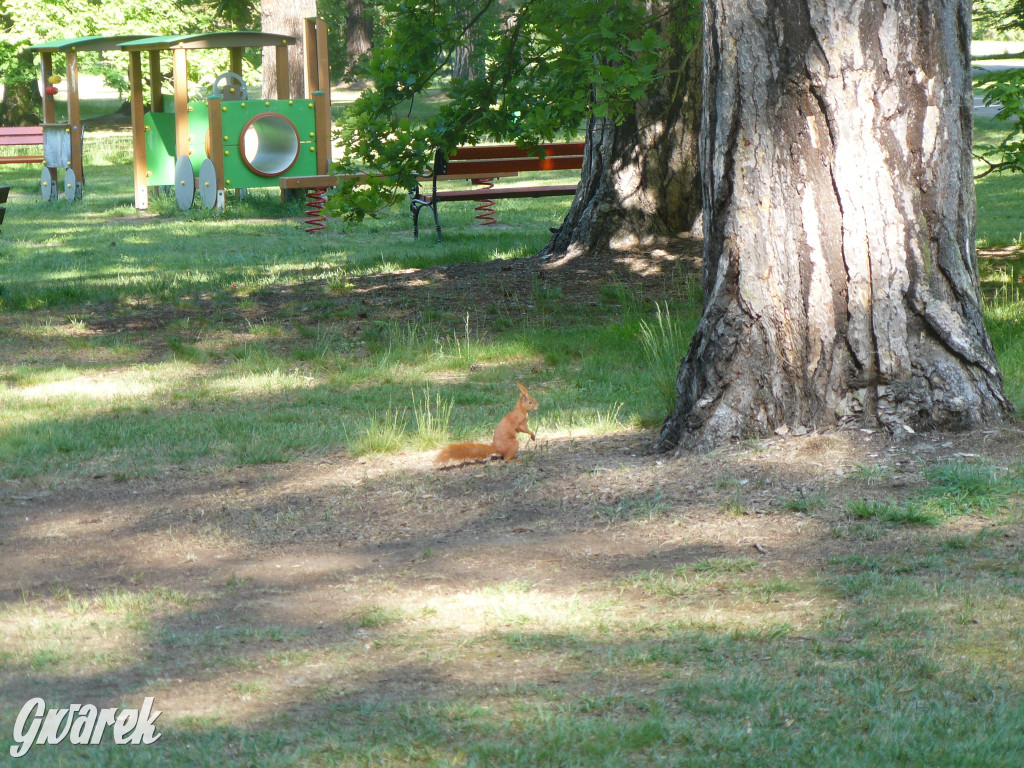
left=451, top=6, right=482, bottom=82
left=345, top=0, right=373, bottom=77
left=261, top=0, right=318, bottom=99
left=659, top=0, right=1011, bottom=451
left=451, top=42, right=477, bottom=82
left=539, top=2, right=702, bottom=260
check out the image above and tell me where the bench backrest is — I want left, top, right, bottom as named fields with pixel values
left=0, top=126, right=45, bottom=146
left=436, top=142, right=585, bottom=177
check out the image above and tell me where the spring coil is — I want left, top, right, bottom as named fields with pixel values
left=304, top=188, right=328, bottom=233
left=472, top=178, right=497, bottom=226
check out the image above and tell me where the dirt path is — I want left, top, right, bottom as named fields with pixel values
left=4, top=424, right=1018, bottom=615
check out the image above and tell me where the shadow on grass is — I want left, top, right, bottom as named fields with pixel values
left=2, top=425, right=1024, bottom=766
left=0, top=583, right=1021, bottom=767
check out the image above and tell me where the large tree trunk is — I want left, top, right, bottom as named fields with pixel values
left=345, top=0, right=373, bottom=78
left=539, top=3, right=702, bottom=260
left=659, top=0, right=1011, bottom=451
left=451, top=43, right=477, bottom=82
left=262, top=0, right=318, bottom=99
left=451, top=7, right=482, bottom=83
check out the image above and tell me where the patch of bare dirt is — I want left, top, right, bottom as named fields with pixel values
left=3, top=424, right=1021, bottom=612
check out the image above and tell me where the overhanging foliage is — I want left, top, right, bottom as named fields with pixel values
left=326, top=0, right=683, bottom=224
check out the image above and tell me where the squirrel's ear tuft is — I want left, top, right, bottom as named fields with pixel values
left=516, top=381, right=529, bottom=395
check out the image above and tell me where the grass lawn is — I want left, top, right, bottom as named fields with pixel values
left=0, top=114, right=1022, bottom=766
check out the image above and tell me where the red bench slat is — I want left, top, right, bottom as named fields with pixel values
left=0, top=127, right=45, bottom=164
left=449, top=142, right=585, bottom=160
left=0, top=155, right=44, bottom=164
left=0, top=126, right=44, bottom=136
left=431, top=184, right=578, bottom=202
left=0, top=137, right=44, bottom=146
left=442, top=155, right=583, bottom=176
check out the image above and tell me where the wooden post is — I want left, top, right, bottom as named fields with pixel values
left=172, top=47, right=189, bottom=161
left=39, top=52, right=58, bottom=195
left=207, top=96, right=226, bottom=211
left=229, top=47, right=243, bottom=78
left=315, top=18, right=329, bottom=98
left=40, top=52, right=57, bottom=124
left=275, top=44, right=290, bottom=100
left=303, top=17, right=318, bottom=97
left=305, top=18, right=331, bottom=174
left=129, top=50, right=149, bottom=209
left=313, top=91, right=331, bottom=174
left=65, top=49, right=84, bottom=195
left=149, top=51, right=164, bottom=113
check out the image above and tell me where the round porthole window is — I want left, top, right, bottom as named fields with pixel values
left=239, top=113, right=300, bottom=177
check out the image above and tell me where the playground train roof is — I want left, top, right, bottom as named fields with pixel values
left=27, top=31, right=297, bottom=55
left=118, top=31, right=297, bottom=51
left=27, top=35, right=151, bottom=53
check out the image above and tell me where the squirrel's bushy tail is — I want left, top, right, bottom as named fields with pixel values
left=435, top=442, right=494, bottom=465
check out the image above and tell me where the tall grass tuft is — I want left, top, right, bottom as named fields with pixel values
left=411, top=389, right=454, bottom=449
left=350, top=410, right=407, bottom=456
left=638, top=302, right=690, bottom=414
left=847, top=498, right=941, bottom=526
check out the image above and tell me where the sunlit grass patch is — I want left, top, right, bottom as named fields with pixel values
left=348, top=410, right=408, bottom=457
left=204, top=368, right=320, bottom=397
left=688, top=557, right=760, bottom=575
left=845, top=459, right=1023, bottom=528
left=984, top=294, right=1024, bottom=409
left=617, top=557, right=776, bottom=600
left=348, top=605, right=406, bottom=630
left=617, top=568, right=716, bottom=597
left=922, top=459, right=1020, bottom=517
left=0, top=587, right=200, bottom=674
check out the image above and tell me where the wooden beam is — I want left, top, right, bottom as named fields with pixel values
left=279, top=174, right=345, bottom=189
left=149, top=51, right=164, bottom=113
left=129, top=51, right=149, bottom=209
left=172, top=47, right=189, bottom=161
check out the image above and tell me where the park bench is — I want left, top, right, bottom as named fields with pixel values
left=0, top=126, right=45, bottom=165
left=410, top=142, right=585, bottom=242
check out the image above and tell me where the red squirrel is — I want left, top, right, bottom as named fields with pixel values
left=435, top=382, right=539, bottom=465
